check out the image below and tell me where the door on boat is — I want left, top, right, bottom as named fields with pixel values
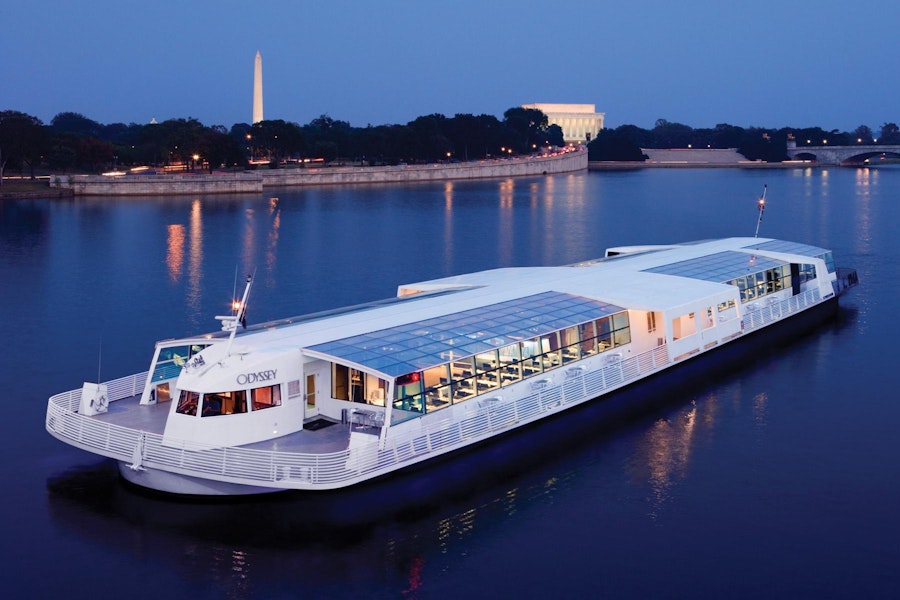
left=155, top=382, right=172, bottom=403
left=305, top=374, right=318, bottom=418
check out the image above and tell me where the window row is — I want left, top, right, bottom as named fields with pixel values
left=392, top=313, right=631, bottom=420
left=175, top=383, right=282, bottom=417
left=727, top=265, right=792, bottom=303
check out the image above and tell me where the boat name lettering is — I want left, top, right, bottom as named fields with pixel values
left=236, top=370, right=278, bottom=385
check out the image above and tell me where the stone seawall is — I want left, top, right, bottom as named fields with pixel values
left=48, top=149, right=586, bottom=196
left=49, top=173, right=263, bottom=195
left=262, top=148, right=586, bottom=187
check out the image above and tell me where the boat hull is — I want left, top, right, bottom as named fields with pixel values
left=118, top=462, right=282, bottom=495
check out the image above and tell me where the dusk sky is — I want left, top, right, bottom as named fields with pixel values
left=4, top=0, right=898, bottom=132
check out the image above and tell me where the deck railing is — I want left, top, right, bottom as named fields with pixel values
left=46, top=289, right=822, bottom=490
left=741, top=287, right=821, bottom=332
left=47, top=344, right=672, bottom=489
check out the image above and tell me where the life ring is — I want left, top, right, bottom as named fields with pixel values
left=91, top=394, right=108, bottom=411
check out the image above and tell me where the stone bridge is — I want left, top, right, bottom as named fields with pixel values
left=786, top=141, right=900, bottom=165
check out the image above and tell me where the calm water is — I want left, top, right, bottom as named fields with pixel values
left=2, top=167, right=897, bottom=598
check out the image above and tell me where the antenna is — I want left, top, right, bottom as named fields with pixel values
left=754, top=185, right=767, bottom=238
left=232, top=264, right=238, bottom=308
left=97, top=334, right=103, bottom=384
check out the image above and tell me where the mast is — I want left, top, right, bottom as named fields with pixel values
left=754, top=185, right=767, bottom=238
left=216, top=274, right=253, bottom=358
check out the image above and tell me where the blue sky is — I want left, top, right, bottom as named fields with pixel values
left=3, top=0, right=898, bottom=132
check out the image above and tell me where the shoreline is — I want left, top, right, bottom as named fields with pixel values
left=45, top=149, right=587, bottom=196
left=1, top=156, right=853, bottom=200
left=589, top=161, right=820, bottom=170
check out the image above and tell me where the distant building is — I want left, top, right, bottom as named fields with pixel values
left=522, top=103, right=605, bottom=144
left=253, top=51, right=264, bottom=124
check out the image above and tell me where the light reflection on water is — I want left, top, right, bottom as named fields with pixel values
left=7, top=167, right=900, bottom=597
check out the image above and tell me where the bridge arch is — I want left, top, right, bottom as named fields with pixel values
left=842, top=151, right=900, bottom=165
left=786, top=143, right=900, bottom=165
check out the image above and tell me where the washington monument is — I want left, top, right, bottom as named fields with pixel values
left=252, top=51, right=263, bottom=124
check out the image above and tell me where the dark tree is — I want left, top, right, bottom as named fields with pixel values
left=303, top=115, right=350, bottom=162
left=791, top=127, right=833, bottom=146
left=611, top=124, right=654, bottom=148
left=852, top=125, right=874, bottom=144
left=251, top=119, right=304, bottom=165
left=650, top=119, right=693, bottom=148
left=544, top=124, right=565, bottom=148
left=710, top=123, right=747, bottom=148
left=50, top=112, right=103, bottom=137
left=880, top=123, right=900, bottom=144
left=407, top=114, right=452, bottom=161
left=0, top=110, right=48, bottom=182
left=199, top=128, right=246, bottom=171
left=77, top=137, right=114, bottom=172
left=587, top=129, right=646, bottom=161
left=503, top=107, right=550, bottom=153
left=738, top=129, right=787, bottom=162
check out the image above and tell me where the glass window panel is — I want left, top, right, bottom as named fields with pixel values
left=474, top=350, right=499, bottom=374
left=579, top=322, right=597, bottom=356
left=202, top=390, right=247, bottom=417
left=394, top=375, right=423, bottom=403
left=597, top=317, right=613, bottom=350
left=452, top=377, right=477, bottom=402
left=560, top=326, right=580, bottom=364
left=521, top=339, right=543, bottom=376
left=450, top=358, right=475, bottom=380
left=540, top=332, right=561, bottom=371
left=422, top=364, right=450, bottom=389
left=159, top=345, right=190, bottom=362
left=251, top=385, right=281, bottom=410
left=425, top=385, right=451, bottom=412
left=176, top=390, right=199, bottom=416
left=392, top=394, right=423, bottom=414
left=614, top=326, right=631, bottom=346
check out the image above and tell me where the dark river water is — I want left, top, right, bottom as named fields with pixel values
left=2, top=167, right=897, bottom=598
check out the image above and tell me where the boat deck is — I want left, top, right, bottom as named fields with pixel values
left=93, top=396, right=357, bottom=455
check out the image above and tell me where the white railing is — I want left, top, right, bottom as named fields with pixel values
left=46, top=343, right=671, bottom=490
left=741, top=287, right=821, bottom=332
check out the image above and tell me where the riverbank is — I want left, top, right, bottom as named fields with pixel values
left=0, top=179, right=73, bottom=200
left=46, top=149, right=587, bottom=196
left=590, top=147, right=803, bottom=170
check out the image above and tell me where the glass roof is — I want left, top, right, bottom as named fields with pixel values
left=643, top=251, right=787, bottom=283
left=741, top=239, right=829, bottom=257
left=309, top=291, right=625, bottom=377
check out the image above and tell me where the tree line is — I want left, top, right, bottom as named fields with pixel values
left=587, top=119, right=900, bottom=161
left=0, top=108, right=565, bottom=182
left=4, top=107, right=900, bottom=181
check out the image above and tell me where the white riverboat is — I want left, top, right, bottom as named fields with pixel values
left=46, top=237, right=857, bottom=495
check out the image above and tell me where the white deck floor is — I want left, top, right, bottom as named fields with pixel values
left=92, top=396, right=358, bottom=455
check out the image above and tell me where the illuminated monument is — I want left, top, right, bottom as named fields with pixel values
left=522, top=103, right=605, bottom=144
left=253, top=51, right=264, bottom=124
